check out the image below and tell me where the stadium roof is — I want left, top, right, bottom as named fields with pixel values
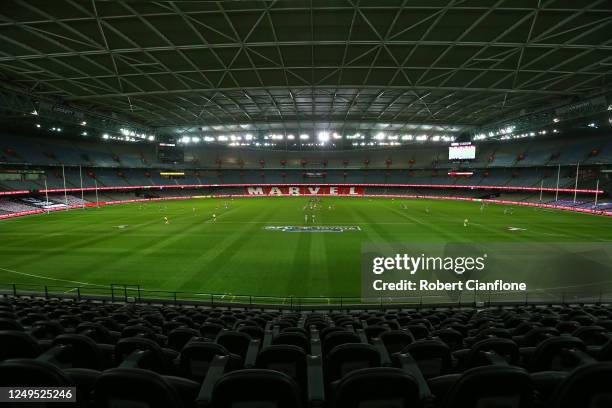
left=0, top=0, right=611, bottom=138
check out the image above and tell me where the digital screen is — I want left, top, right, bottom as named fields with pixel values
left=158, top=144, right=184, bottom=163
left=449, top=143, right=476, bottom=160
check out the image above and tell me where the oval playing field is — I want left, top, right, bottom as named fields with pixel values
left=1, top=197, right=611, bottom=305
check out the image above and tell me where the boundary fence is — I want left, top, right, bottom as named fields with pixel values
left=1, top=282, right=610, bottom=310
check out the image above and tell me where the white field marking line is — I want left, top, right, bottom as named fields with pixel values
left=0, top=266, right=105, bottom=288
left=214, top=221, right=423, bottom=225
left=538, top=231, right=571, bottom=237
left=64, top=286, right=85, bottom=294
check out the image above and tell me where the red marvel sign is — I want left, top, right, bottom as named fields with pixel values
left=244, top=186, right=364, bottom=196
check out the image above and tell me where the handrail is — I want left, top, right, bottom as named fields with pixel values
left=0, top=282, right=609, bottom=309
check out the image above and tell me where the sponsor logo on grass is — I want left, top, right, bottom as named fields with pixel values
left=263, top=225, right=361, bottom=233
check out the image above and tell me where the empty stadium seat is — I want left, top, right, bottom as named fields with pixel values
left=331, top=367, right=421, bottom=408
left=0, top=330, right=41, bottom=360
left=326, top=343, right=381, bottom=384
left=434, top=365, right=533, bottom=408
left=402, top=340, right=452, bottom=378
left=549, top=362, right=612, bottom=408
left=179, top=342, right=241, bottom=381
left=256, top=344, right=307, bottom=390
left=209, top=369, right=304, bottom=408
left=93, top=367, right=194, bottom=408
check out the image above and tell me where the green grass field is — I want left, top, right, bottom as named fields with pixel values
left=1, top=197, right=611, bottom=304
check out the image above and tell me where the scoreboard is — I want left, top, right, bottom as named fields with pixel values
left=449, top=142, right=476, bottom=160
left=157, top=143, right=184, bottom=163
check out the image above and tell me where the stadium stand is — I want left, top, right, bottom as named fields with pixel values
left=1, top=297, right=612, bottom=407
left=1, top=1, right=611, bottom=406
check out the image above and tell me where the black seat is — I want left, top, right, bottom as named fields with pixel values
left=0, top=358, right=83, bottom=406
left=380, top=330, right=414, bottom=354
left=529, top=336, right=586, bottom=372
left=364, top=325, right=389, bottom=341
left=572, top=326, right=608, bottom=346
left=556, top=321, right=581, bottom=334
left=406, top=324, right=430, bottom=340
left=0, top=330, right=41, bottom=360
left=549, top=362, right=612, bottom=408
left=237, top=325, right=264, bottom=340
left=93, top=367, right=189, bottom=408
left=115, top=337, right=173, bottom=374
left=0, top=358, right=73, bottom=386
left=465, top=337, right=520, bottom=368
left=210, top=369, right=303, bottom=408
left=272, top=332, right=310, bottom=353
left=200, top=322, right=225, bottom=339
left=402, top=339, right=452, bottom=378
left=326, top=343, right=381, bottom=384
left=167, top=327, right=199, bottom=351
left=256, top=345, right=307, bottom=390
left=179, top=342, right=241, bottom=381
left=64, top=367, right=100, bottom=407
left=76, top=322, right=117, bottom=344
left=332, top=367, right=421, bottom=408
left=52, top=334, right=105, bottom=370
left=30, top=320, right=65, bottom=340
left=440, top=365, right=533, bottom=408
left=0, top=318, right=24, bottom=331
left=323, top=331, right=361, bottom=356
left=216, top=331, right=252, bottom=360
left=432, top=328, right=464, bottom=351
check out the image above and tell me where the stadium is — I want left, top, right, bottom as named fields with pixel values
left=0, top=1, right=612, bottom=407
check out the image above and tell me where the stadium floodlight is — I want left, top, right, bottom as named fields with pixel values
left=318, top=131, right=330, bottom=143
left=35, top=124, right=41, bottom=128
left=432, top=135, right=441, bottom=141
left=332, top=132, right=341, bottom=139
left=57, top=128, right=62, bottom=132
left=588, top=122, right=597, bottom=128
left=81, top=131, right=87, bottom=136
left=416, top=135, right=427, bottom=141
left=300, top=134, right=309, bottom=140
left=148, top=135, right=155, bottom=141
left=218, top=135, right=228, bottom=141
left=401, top=134, right=414, bottom=141
left=81, top=121, right=87, bottom=126
left=287, top=134, right=295, bottom=140
left=553, top=118, right=560, bottom=123
left=30, top=109, right=38, bottom=116
left=245, top=133, right=253, bottom=140
left=180, top=136, right=191, bottom=144
left=192, top=137, right=200, bottom=143
left=374, top=132, right=385, bottom=140
left=204, top=136, right=215, bottom=142
left=102, top=133, right=109, bottom=139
